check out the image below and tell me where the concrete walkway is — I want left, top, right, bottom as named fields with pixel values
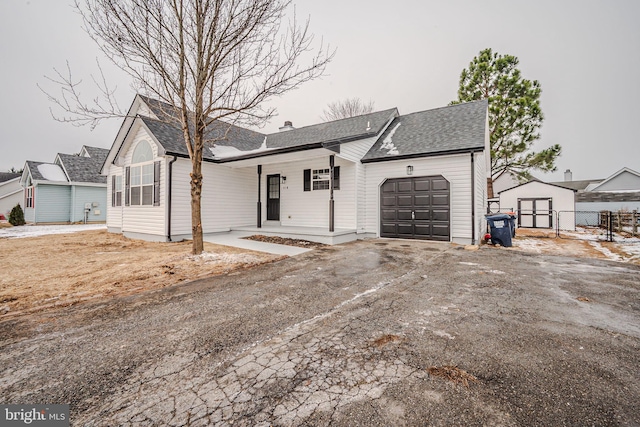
left=203, top=231, right=312, bottom=256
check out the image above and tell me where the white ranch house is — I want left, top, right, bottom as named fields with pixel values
left=102, top=96, right=490, bottom=245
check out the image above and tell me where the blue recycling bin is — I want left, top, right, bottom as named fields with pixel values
left=486, top=213, right=513, bottom=247
left=506, top=212, right=517, bottom=237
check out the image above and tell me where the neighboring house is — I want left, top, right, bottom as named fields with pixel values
left=498, top=180, right=576, bottom=229
left=491, top=170, right=521, bottom=196
left=20, top=146, right=109, bottom=224
left=0, top=172, right=22, bottom=218
left=102, top=96, right=490, bottom=245
left=552, top=167, right=640, bottom=212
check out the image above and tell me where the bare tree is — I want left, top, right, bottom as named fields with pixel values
left=321, top=97, right=374, bottom=121
left=42, top=0, right=333, bottom=254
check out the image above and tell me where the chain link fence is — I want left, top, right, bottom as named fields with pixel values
left=487, top=201, right=640, bottom=243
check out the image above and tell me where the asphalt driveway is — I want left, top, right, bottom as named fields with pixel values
left=1, top=239, right=639, bottom=426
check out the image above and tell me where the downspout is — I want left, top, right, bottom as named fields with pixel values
left=470, top=151, right=476, bottom=245
left=257, top=165, right=262, bottom=228
left=166, top=156, right=177, bottom=241
left=329, top=155, right=335, bottom=232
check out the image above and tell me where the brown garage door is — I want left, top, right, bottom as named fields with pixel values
left=380, top=176, right=450, bottom=241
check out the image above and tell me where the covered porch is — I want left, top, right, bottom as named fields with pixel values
left=219, top=146, right=358, bottom=236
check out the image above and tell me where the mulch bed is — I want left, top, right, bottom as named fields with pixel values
left=427, top=365, right=479, bottom=387
left=243, top=234, right=327, bottom=249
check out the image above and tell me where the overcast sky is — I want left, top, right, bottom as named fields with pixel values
left=1, top=0, right=638, bottom=182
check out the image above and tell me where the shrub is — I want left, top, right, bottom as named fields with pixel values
left=9, top=204, right=25, bottom=226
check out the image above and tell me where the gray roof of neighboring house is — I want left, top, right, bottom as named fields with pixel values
left=549, top=179, right=603, bottom=191
left=24, top=146, right=109, bottom=184
left=0, top=172, right=20, bottom=184
left=25, top=161, right=50, bottom=181
left=362, top=100, right=488, bottom=162
left=57, top=151, right=109, bottom=184
left=83, top=146, right=110, bottom=166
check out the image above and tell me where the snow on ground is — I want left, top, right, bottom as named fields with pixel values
left=190, top=251, right=264, bottom=265
left=514, top=227, right=640, bottom=263
left=0, top=224, right=106, bottom=239
left=588, top=241, right=624, bottom=262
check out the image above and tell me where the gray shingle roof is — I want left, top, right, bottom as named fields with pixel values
left=57, top=152, right=108, bottom=184
left=0, top=172, right=20, bottom=184
left=83, top=146, right=110, bottom=165
left=549, top=179, right=603, bottom=191
left=265, top=108, right=398, bottom=149
left=137, top=96, right=398, bottom=160
left=362, top=100, right=488, bottom=162
left=25, top=161, right=49, bottom=181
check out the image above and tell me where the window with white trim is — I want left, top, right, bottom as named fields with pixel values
left=26, top=187, right=34, bottom=208
left=128, top=141, right=156, bottom=206
left=312, top=169, right=330, bottom=190
left=303, top=167, right=340, bottom=191
left=112, top=175, right=122, bottom=207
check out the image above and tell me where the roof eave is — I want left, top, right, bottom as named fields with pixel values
left=361, top=145, right=486, bottom=164
left=210, top=131, right=380, bottom=163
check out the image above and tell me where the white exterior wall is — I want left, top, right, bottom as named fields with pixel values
left=170, top=159, right=256, bottom=236
left=499, top=181, right=575, bottom=229
left=592, top=170, right=640, bottom=191
left=363, top=153, right=475, bottom=244
left=120, top=128, right=166, bottom=239
left=338, top=136, right=380, bottom=233
left=0, top=179, right=23, bottom=218
left=492, top=172, right=520, bottom=194
left=474, top=151, right=488, bottom=243
left=261, top=156, right=356, bottom=229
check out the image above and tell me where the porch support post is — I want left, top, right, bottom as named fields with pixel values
left=329, top=155, right=335, bottom=232
left=257, top=165, right=262, bottom=228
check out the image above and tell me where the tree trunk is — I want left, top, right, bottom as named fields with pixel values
left=190, top=162, right=204, bottom=255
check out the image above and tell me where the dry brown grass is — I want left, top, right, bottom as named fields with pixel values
left=0, top=230, right=282, bottom=318
left=427, top=365, right=478, bottom=387
left=0, top=222, right=13, bottom=228
left=372, top=334, right=402, bottom=348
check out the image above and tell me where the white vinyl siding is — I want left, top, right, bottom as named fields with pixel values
left=363, top=153, right=475, bottom=244
left=261, top=156, right=356, bottom=229
left=0, top=178, right=23, bottom=219
left=499, top=181, right=575, bottom=230
left=474, top=151, right=487, bottom=244
left=338, top=134, right=388, bottom=234
left=170, top=159, right=256, bottom=236
left=120, top=128, right=165, bottom=237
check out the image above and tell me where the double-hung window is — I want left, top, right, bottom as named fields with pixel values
left=112, top=175, right=122, bottom=207
left=25, top=187, right=34, bottom=208
left=303, top=166, right=340, bottom=191
left=125, top=141, right=160, bottom=207
left=312, top=169, right=330, bottom=190
left=130, top=164, right=154, bottom=205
